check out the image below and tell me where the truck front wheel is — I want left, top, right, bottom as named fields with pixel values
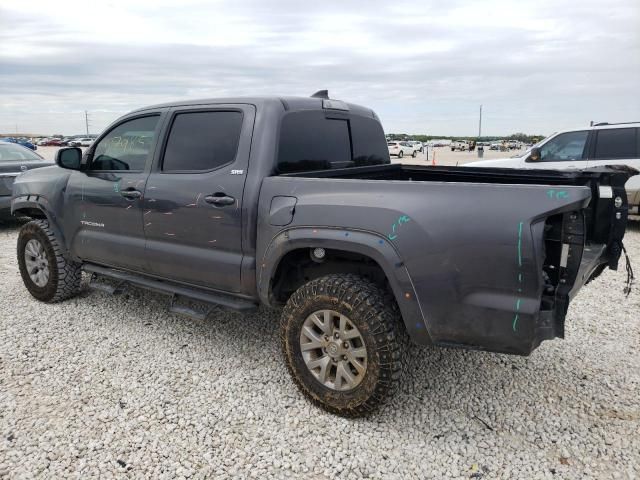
left=280, top=274, right=403, bottom=416
left=17, top=220, right=82, bottom=302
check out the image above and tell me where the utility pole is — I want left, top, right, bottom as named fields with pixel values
left=84, top=110, right=90, bottom=136
left=477, top=105, right=484, bottom=159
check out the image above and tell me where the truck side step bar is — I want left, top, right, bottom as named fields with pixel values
left=83, top=263, right=258, bottom=313
left=88, top=274, right=126, bottom=295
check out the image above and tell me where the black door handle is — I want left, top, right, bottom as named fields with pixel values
left=121, top=189, right=142, bottom=200
left=205, top=193, right=235, bottom=206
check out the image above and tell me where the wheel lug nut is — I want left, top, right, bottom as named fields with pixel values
left=334, top=333, right=340, bottom=339
left=342, top=355, right=347, bottom=360
left=343, top=342, right=349, bottom=348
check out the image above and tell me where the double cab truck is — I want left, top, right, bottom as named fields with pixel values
left=11, top=92, right=635, bottom=416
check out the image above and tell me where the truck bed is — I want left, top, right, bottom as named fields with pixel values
left=260, top=163, right=632, bottom=354
left=283, top=162, right=631, bottom=187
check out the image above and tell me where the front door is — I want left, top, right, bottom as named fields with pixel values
left=65, top=114, right=163, bottom=271
left=142, top=104, right=255, bottom=293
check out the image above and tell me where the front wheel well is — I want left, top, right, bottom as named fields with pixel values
left=13, top=207, right=47, bottom=219
left=270, top=248, right=394, bottom=305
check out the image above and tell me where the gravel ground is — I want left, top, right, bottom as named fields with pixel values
left=1, top=219, right=639, bottom=479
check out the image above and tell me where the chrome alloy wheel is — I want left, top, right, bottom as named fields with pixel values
left=24, top=239, right=50, bottom=287
left=299, top=309, right=368, bottom=391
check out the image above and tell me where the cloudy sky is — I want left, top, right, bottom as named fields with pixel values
left=1, top=0, right=638, bottom=136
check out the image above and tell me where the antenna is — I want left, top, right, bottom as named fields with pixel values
left=311, top=90, right=329, bottom=99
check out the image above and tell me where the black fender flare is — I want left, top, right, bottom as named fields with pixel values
left=11, top=195, right=70, bottom=258
left=258, top=227, right=432, bottom=345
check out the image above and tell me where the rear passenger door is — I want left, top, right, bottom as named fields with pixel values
left=142, top=104, right=255, bottom=293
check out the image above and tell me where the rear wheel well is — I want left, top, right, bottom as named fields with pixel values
left=270, top=248, right=394, bottom=305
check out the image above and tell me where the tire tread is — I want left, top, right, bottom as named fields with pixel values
left=280, top=274, right=403, bottom=417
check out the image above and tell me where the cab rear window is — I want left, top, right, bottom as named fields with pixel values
left=277, top=111, right=389, bottom=173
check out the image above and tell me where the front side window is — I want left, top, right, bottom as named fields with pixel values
left=538, top=130, right=588, bottom=162
left=91, top=116, right=159, bottom=171
left=162, top=111, right=243, bottom=172
left=593, top=128, right=637, bottom=160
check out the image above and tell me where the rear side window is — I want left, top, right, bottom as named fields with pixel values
left=277, top=112, right=351, bottom=173
left=277, top=111, right=389, bottom=173
left=91, top=115, right=159, bottom=171
left=162, top=111, right=243, bottom=172
left=593, top=128, right=638, bottom=160
left=350, top=115, right=389, bottom=166
left=0, top=143, right=42, bottom=162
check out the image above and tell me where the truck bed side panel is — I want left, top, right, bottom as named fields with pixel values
left=257, top=176, right=596, bottom=355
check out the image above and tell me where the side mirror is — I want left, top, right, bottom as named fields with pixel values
left=527, top=147, right=541, bottom=162
left=55, top=147, right=82, bottom=170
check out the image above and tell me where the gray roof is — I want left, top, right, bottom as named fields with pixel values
left=132, top=95, right=375, bottom=117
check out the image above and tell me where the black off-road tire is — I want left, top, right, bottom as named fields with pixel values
left=17, top=220, right=82, bottom=302
left=412, top=150, right=417, bottom=158
left=280, top=274, right=403, bottom=416
left=398, top=150, right=404, bottom=158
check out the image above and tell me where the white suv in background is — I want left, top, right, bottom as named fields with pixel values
left=467, top=122, right=640, bottom=215
left=69, top=138, right=95, bottom=147
left=387, top=141, right=418, bottom=158
left=407, top=140, right=424, bottom=153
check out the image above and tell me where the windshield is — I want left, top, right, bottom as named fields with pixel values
left=0, top=142, right=43, bottom=162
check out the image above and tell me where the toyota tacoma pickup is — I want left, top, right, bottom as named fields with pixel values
left=11, top=92, right=635, bottom=416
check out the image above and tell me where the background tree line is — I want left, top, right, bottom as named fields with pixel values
left=387, top=132, right=544, bottom=143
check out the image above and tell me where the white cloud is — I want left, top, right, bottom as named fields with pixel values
left=0, top=0, right=638, bottom=135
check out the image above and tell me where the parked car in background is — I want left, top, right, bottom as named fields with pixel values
left=490, top=141, right=509, bottom=151
left=451, top=140, right=469, bottom=151
left=387, top=141, right=418, bottom=158
left=0, top=141, right=51, bottom=218
left=2, top=137, right=37, bottom=150
left=69, top=138, right=94, bottom=147
left=467, top=122, right=640, bottom=215
left=40, top=138, right=65, bottom=146
left=407, top=141, right=424, bottom=153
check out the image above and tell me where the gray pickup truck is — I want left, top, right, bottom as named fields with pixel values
left=11, top=92, right=634, bottom=416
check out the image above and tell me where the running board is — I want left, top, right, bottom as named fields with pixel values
left=83, top=264, right=257, bottom=313
left=88, top=274, right=126, bottom=295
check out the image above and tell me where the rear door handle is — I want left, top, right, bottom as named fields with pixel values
left=121, top=189, right=142, bottom=200
left=205, top=193, right=235, bottom=206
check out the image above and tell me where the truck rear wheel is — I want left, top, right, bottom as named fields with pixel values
left=17, top=220, right=82, bottom=302
left=280, top=274, right=403, bottom=416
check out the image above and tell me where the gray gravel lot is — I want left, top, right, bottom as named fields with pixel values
left=1, top=219, right=639, bottom=479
